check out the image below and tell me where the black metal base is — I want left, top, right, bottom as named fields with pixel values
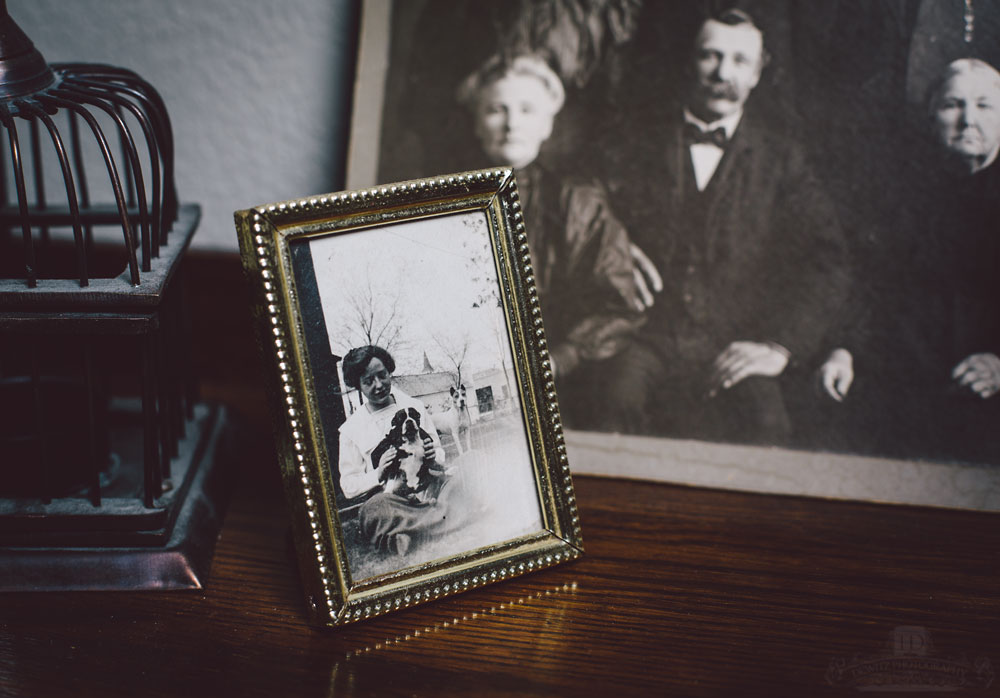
left=0, top=402, right=236, bottom=591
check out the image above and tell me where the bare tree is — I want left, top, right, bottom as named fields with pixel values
left=430, top=328, right=471, bottom=388
left=464, top=231, right=501, bottom=312
left=329, top=262, right=408, bottom=357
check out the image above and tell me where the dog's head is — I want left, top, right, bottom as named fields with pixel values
left=390, top=407, right=422, bottom=443
left=387, top=407, right=421, bottom=440
left=449, top=384, right=467, bottom=410
left=385, top=408, right=410, bottom=445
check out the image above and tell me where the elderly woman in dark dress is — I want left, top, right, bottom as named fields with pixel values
left=456, top=53, right=651, bottom=428
left=818, top=58, right=1000, bottom=462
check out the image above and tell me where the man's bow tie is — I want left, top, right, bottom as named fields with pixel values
left=684, top=122, right=728, bottom=148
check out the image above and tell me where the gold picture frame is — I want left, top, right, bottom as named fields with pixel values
left=234, top=168, right=583, bottom=627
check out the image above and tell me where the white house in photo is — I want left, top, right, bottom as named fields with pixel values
left=393, top=371, right=463, bottom=418
left=472, top=365, right=518, bottom=416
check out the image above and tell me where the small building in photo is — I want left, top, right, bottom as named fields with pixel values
left=471, top=365, right=518, bottom=417
left=393, top=371, right=462, bottom=417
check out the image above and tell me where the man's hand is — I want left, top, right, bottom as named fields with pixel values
left=952, top=353, right=1000, bottom=399
left=819, top=348, right=854, bottom=402
left=629, top=243, right=663, bottom=311
left=708, top=341, right=789, bottom=397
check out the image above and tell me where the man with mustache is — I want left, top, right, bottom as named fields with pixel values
left=603, top=8, right=848, bottom=444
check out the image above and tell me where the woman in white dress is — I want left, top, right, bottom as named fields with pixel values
left=338, top=345, right=466, bottom=557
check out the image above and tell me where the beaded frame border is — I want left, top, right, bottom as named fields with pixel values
left=235, top=169, right=583, bottom=627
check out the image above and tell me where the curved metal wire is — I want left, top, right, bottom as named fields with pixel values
left=0, top=63, right=177, bottom=287
left=14, top=100, right=90, bottom=286
left=55, top=64, right=178, bottom=233
left=63, top=68, right=174, bottom=246
left=67, top=109, right=94, bottom=253
left=34, top=93, right=140, bottom=286
left=0, top=103, right=36, bottom=287
left=63, top=76, right=163, bottom=257
left=55, top=85, right=152, bottom=272
left=28, top=118, right=48, bottom=245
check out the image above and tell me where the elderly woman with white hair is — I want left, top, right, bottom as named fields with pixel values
left=457, top=53, right=651, bottom=427
left=818, top=57, right=1000, bottom=462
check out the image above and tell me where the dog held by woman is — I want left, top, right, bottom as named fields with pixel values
left=338, top=345, right=541, bottom=579
left=370, top=407, right=447, bottom=503
left=338, top=346, right=484, bottom=570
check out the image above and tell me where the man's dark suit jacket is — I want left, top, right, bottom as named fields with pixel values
left=620, top=103, right=850, bottom=370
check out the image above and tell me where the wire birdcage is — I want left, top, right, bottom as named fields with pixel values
left=0, top=1, right=228, bottom=590
left=0, top=0, right=177, bottom=288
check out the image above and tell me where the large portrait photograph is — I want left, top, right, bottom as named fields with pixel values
left=348, top=0, right=1000, bottom=507
left=235, top=171, right=583, bottom=626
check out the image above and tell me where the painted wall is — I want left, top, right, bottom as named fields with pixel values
left=9, top=0, right=359, bottom=250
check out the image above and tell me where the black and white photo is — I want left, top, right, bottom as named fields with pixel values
left=348, top=0, right=1000, bottom=504
left=235, top=170, right=583, bottom=626
left=296, top=213, right=544, bottom=580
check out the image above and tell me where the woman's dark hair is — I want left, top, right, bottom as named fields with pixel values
left=341, top=345, right=396, bottom=390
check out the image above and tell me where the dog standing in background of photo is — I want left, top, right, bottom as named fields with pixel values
left=437, top=385, right=472, bottom=455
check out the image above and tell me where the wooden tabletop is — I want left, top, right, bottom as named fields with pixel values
left=2, top=459, right=998, bottom=696
left=2, top=253, right=997, bottom=696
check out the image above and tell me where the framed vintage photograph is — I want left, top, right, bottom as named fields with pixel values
left=346, top=0, right=1000, bottom=511
left=234, top=169, right=583, bottom=626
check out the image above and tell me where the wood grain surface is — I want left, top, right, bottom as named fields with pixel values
left=1, top=254, right=996, bottom=697
left=3, top=469, right=998, bottom=697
